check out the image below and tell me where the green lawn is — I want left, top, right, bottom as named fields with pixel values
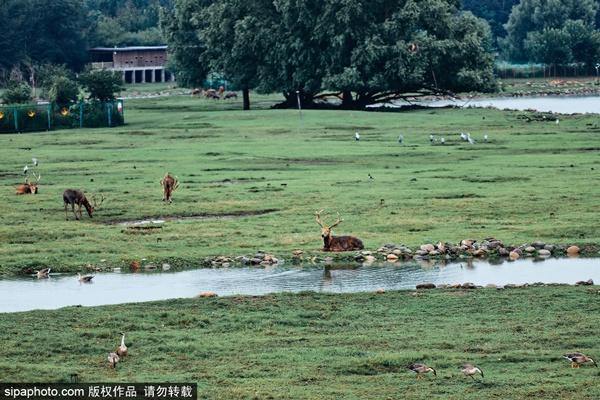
left=0, top=287, right=598, bottom=399
left=1, top=94, right=600, bottom=274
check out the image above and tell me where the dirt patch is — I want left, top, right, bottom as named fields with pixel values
left=430, top=193, right=484, bottom=199
left=111, top=209, right=279, bottom=226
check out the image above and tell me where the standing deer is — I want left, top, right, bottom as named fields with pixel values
left=315, top=210, right=364, bottom=252
left=63, top=189, right=104, bottom=220
left=15, top=173, right=40, bottom=195
left=160, top=173, right=179, bottom=203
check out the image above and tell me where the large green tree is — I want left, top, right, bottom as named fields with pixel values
left=159, top=0, right=212, bottom=87
left=200, top=0, right=276, bottom=110
left=162, top=0, right=497, bottom=109
left=502, top=0, right=600, bottom=65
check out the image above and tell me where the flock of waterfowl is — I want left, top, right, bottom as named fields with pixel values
left=407, top=353, right=596, bottom=381
left=34, top=268, right=94, bottom=283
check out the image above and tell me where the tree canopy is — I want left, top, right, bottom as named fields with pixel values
left=502, top=0, right=600, bottom=65
left=162, top=0, right=497, bottom=109
left=0, top=0, right=90, bottom=73
left=463, top=0, right=520, bottom=43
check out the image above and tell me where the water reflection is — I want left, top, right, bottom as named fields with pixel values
left=386, top=96, right=600, bottom=114
left=0, top=257, right=598, bottom=313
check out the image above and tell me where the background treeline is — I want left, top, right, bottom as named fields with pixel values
left=3, top=0, right=600, bottom=93
left=0, top=0, right=173, bottom=75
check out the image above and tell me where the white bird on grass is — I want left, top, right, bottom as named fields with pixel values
left=556, top=118, right=560, bottom=125
left=23, top=165, right=28, bottom=175
left=398, top=134, right=404, bottom=144
left=355, top=131, right=360, bottom=141
left=483, top=134, right=488, bottom=142
left=467, top=133, right=476, bottom=145
left=429, top=134, right=435, bottom=143
left=440, top=137, right=445, bottom=145
left=32, top=158, right=38, bottom=166
left=460, top=132, right=468, bottom=141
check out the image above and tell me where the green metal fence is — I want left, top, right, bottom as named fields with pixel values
left=0, top=100, right=125, bottom=134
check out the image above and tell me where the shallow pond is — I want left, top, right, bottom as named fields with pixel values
left=0, top=257, right=598, bottom=313
left=388, top=95, right=600, bottom=114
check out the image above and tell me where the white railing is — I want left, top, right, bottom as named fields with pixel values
left=90, top=62, right=114, bottom=69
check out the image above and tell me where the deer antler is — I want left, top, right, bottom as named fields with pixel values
left=315, top=209, right=325, bottom=228
left=92, top=194, right=105, bottom=208
left=173, top=176, right=180, bottom=192
left=328, top=212, right=343, bottom=229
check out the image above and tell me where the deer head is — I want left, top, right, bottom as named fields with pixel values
left=28, top=172, right=41, bottom=194
left=315, top=210, right=343, bottom=239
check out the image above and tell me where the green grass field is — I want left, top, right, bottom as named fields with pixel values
left=0, top=287, right=598, bottom=399
left=1, top=93, right=600, bottom=274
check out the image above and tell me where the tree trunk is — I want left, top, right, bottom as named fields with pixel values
left=242, top=87, right=250, bottom=110
left=341, top=90, right=353, bottom=109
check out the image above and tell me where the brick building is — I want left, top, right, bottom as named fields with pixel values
left=89, top=46, right=174, bottom=84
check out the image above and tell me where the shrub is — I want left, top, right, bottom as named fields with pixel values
left=79, top=70, right=124, bottom=101
left=49, top=77, right=80, bottom=106
left=1, top=82, right=32, bottom=104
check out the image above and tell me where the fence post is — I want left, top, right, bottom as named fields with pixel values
left=47, top=104, right=51, bottom=131
left=13, top=108, right=18, bottom=133
left=79, top=101, right=84, bottom=128
left=107, top=102, right=112, bottom=127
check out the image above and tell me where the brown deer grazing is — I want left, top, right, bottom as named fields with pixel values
left=63, top=189, right=104, bottom=220
left=15, top=173, right=40, bottom=195
left=315, top=210, right=364, bottom=252
left=160, top=173, right=179, bottom=203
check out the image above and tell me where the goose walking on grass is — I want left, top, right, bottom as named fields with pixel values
left=461, top=364, right=484, bottom=380
left=564, top=352, right=597, bottom=368
left=35, top=268, right=50, bottom=279
left=407, top=363, right=436, bottom=379
left=108, top=352, right=120, bottom=369
left=77, top=273, right=94, bottom=283
left=116, top=333, right=128, bottom=357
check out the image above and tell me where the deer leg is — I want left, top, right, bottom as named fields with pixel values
left=72, top=203, right=79, bottom=220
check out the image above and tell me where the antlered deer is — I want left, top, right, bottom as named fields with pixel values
left=63, top=189, right=104, bottom=220
left=160, top=173, right=179, bottom=203
left=315, top=210, right=364, bottom=252
left=15, top=173, right=40, bottom=195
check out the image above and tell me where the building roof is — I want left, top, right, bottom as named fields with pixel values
left=90, top=46, right=168, bottom=52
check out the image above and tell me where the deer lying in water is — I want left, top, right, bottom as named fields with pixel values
left=63, top=189, right=104, bottom=220
left=15, top=173, right=40, bottom=195
left=315, top=210, right=364, bottom=252
left=160, top=173, right=179, bottom=203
